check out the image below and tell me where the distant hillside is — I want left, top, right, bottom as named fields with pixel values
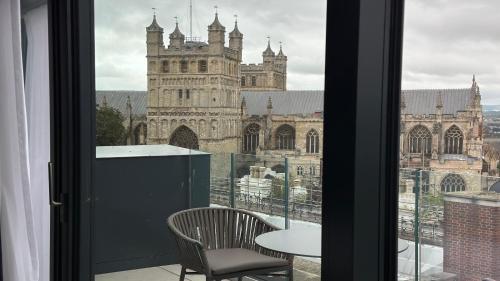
left=483, top=105, right=500, bottom=111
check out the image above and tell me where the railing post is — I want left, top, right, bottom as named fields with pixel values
left=284, top=157, right=290, bottom=229
left=230, top=153, right=235, bottom=208
left=414, top=169, right=421, bottom=281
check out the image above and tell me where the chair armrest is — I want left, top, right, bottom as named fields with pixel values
left=167, top=217, right=210, bottom=274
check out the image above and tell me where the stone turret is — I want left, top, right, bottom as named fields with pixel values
left=262, top=39, right=275, bottom=71
left=146, top=15, right=164, bottom=56
left=208, top=13, right=225, bottom=54
left=229, top=19, right=243, bottom=61
left=169, top=22, right=185, bottom=49
left=275, top=42, right=287, bottom=89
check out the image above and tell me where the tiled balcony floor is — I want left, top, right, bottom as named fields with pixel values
left=95, top=263, right=320, bottom=281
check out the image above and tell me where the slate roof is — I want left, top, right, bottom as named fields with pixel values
left=402, top=89, right=471, bottom=115
left=96, top=88, right=474, bottom=118
left=96, top=91, right=147, bottom=117
left=241, top=91, right=324, bottom=116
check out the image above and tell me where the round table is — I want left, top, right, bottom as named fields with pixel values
left=398, top=239, right=409, bottom=253
left=255, top=228, right=321, bottom=258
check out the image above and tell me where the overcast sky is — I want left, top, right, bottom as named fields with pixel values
left=95, top=0, right=500, bottom=104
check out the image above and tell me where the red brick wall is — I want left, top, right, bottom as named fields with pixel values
left=443, top=199, right=500, bottom=281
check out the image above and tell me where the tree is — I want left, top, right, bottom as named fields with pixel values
left=96, top=106, right=127, bottom=146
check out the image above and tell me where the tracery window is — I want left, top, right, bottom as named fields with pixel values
left=440, top=174, right=466, bottom=192
left=276, top=124, right=295, bottom=150
left=306, top=129, right=320, bottom=153
left=408, top=125, right=432, bottom=155
left=297, top=166, right=304, bottom=176
left=169, top=125, right=199, bottom=150
left=243, top=123, right=260, bottom=153
left=444, top=125, right=463, bottom=154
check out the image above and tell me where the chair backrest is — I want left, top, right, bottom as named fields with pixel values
left=168, top=207, right=275, bottom=250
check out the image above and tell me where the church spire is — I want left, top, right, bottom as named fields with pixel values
left=436, top=91, right=443, bottom=110
left=146, top=10, right=163, bottom=32
left=263, top=36, right=275, bottom=57
left=277, top=41, right=285, bottom=57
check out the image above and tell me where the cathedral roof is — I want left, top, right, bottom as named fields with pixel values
left=169, top=23, right=185, bottom=39
left=241, top=91, right=324, bottom=116
left=402, top=88, right=472, bottom=115
left=96, top=91, right=147, bottom=117
left=229, top=21, right=243, bottom=37
left=208, top=13, right=225, bottom=30
left=146, top=15, right=163, bottom=32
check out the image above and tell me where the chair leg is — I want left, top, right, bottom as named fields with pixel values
left=289, top=268, right=294, bottom=281
left=179, top=266, right=186, bottom=281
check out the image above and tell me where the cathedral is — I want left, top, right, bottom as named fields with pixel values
left=96, top=13, right=494, bottom=192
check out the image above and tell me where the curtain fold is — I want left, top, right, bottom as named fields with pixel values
left=24, top=5, right=50, bottom=281
left=0, top=1, right=49, bottom=281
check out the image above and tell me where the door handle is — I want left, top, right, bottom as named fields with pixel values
left=48, top=162, right=63, bottom=206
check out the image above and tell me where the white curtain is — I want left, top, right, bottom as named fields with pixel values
left=25, top=5, right=50, bottom=281
left=0, top=0, right=50, bottom=281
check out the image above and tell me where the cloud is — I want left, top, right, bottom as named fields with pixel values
left=95, top=0, right=500, bottom=104
left=94, top=0, right=326, bottom=91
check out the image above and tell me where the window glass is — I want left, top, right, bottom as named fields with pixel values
left=94, top=1, right=326, bottom=280
left=398, top=1, right=500, bottom=280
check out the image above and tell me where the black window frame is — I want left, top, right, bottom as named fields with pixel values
left=48, top=0, right=404, bottom=281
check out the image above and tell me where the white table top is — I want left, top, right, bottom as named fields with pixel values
left=255, top=228, right=321, bottom=258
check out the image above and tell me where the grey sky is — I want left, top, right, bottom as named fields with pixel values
left=95, top=0, right=500, bottom=104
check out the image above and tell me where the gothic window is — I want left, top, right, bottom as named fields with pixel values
left=444, top=125, right=463, bottom=154
left=178, top=89, right=183, bottom=105
left=276, top=124, right=295, bottom=150
left=180, top=60, right=188, bottom=73
left=310, top=166, right=316, bottom=175
left=297, top=166, right=304, bottom=176
left=186, top=89, right=190, bottom=99
left=306, top=129, right=320, bottom=153
left=243, top=123, right=260, bottom=153
left=251, top=76, right=257, bottom=86
left=440, top=174, right=466, bottom=192
left=162, top=60, right=169, bottom=72
left=408, top=125, right=432, bottom=155
left=241, top=76, right=246, bottom=86
left=169, top=125, right=199, bottom=149
left=198, top=60, right=207, bottom=72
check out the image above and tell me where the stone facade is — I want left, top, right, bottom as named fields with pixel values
left=145, top=14, right=242, bottom=153
left=443, top=192, right=500, bottom=281
left=400, top=78, right=484, bottom=191
left=240, top=41, right=287, bottom=91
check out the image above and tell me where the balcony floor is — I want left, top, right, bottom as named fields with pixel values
left=95, top=264, right=320, bottom=281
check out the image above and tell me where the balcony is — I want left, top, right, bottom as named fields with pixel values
left=93, top=146, right=500, bottom=281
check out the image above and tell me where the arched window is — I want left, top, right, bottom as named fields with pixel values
left=297, top=166, right=304, bottom=176
left=169, top=125, right=199, bottom=150
left=180, top=60, right=188, bottom=73
left=162, top=60, right=169, bottom=72
left=276, top=124, right=295, bottom=150
left=440, top=174, right=466, bottom=192
left=306, top=129, right=320, bottom=153
left=444, top=125, right=463, bottom=154
left=408, top=125, right=432, bottom=155
left=243, top=123, right=260, bottom=153
left=272, top=164, right=285, bottom=173
left=198, top=60, right=207, bottom=72
left=241, top=76, right=246, bottom=86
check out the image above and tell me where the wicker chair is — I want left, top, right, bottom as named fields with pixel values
left=167, top=207, right=294, bottom=281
